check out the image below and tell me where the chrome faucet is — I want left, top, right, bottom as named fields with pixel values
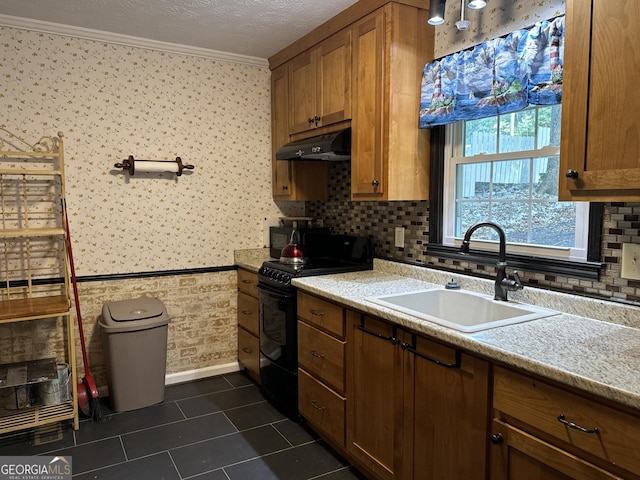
left=459, top=222, right=523, bottom=301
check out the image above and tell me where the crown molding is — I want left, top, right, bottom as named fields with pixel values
left=0, top=13, right=269, bottom=68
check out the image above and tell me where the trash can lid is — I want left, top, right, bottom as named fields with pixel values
left=104, top=297, right=167, bottom=322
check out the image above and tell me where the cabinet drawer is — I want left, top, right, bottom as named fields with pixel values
left=238, top=327, right=260, bottom=381
left=299, top=368, right=345, bottom=448
left=298, top=320, right=345, bottom=394
left=237, top=269, right=258, bottom=296
left=297, top=291, right=344, bottom=338
left=237, top=291, right=259, bottom=336
left=493, top=366, right=640, bottom=477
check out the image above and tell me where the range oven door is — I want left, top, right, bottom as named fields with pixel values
left=256, top=282, right=299, bottom=418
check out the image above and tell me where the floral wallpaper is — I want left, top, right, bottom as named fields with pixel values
left=0, top=26, right=302, bottom=276
left=435, top=0, right=565, bottom=57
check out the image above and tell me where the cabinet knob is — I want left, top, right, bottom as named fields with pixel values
left=308, top=117, right=315, bottom=124
left=371, top=180, right=380, bottom=187
left=565, top=169, right=579, bottom=179
left=282, top=185, right=289, bottom=191
left=490, top=433, right=503, bottom=445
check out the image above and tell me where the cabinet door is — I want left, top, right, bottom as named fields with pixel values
left=351, top=10, right=385, bottom=198
left=346, top=311, right=403, bottom=480
left=271, top=64, right=294, bottom=200
left=489, top=420, right=621, bottom=480
left=316, top=29, right=351, bottom=128
left=272, top=64, right=329, bottom=201
left=289, top=50, right=317, bottom=135
left=403, top=333, right=490, bottom=480
left=559, top=0, right=640, bottom=201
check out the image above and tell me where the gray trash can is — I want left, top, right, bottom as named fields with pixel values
left=100, top=297, right=170, bottom=412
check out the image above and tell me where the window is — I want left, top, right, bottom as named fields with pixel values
left=441, top=105, right=592, bottom=262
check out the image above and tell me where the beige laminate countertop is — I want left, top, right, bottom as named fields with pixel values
left=234, top=249, right=640, bottom=411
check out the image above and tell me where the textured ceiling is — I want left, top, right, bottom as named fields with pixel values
left=0, top=0, right=360, bottom=60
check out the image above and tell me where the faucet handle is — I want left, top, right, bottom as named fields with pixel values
left=510, top=271, right=524, bottom=291
left=501, top=270, right=524, bottom=293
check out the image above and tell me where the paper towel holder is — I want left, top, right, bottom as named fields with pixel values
left=114, top=155, right=195, bottom=176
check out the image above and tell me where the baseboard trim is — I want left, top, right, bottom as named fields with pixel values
left=164, top=362, right=242, bottom=385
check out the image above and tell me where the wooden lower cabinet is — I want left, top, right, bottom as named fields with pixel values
left=402, top=332, right=490, bottom=480
left=491, top=367, right=640, bottom=480
left=346, top=312, right=404, bottom=480
left=297, top=293, right=347, bottom=448
left=298, top=303, right=490, bottom=480
left=237, top=269, right=260, bottom=382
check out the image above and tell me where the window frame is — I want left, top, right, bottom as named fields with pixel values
left=428, top=125, right=603, bottom=281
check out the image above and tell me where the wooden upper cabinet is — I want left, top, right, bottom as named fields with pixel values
left=559, top=0, right=640, bottom=201
left=271, top=65, right=294, bottom=200
left=289, top=29, right=351, bottom=137
left=272, top=64, right=328, bottom=201
left=351, top=11, right=385, bottom=197
left=350, top=3, right=432, bottom=200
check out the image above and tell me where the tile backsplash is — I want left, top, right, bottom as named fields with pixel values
left=307, top=162, right=640, bottom=305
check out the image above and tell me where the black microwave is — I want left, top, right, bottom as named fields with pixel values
left=269, top=226, right=331, bottom=258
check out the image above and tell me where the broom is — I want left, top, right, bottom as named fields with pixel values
left=62, top=199, right=105, bottom=422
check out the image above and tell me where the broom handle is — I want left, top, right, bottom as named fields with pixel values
left=62, top=199, right=91, bottom=375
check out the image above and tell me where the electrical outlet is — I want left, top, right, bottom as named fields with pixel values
left=394, top=227, right=405, bottom=248
left=621, top=243, right=640, bottom=280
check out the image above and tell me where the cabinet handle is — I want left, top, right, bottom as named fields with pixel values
left=565, top=169, right=579, bottom=179
left=401, top=336, right=462, bottom=369
left=282, top=185, right=289, bottom=191
left=309, top=350, right=324, bottom=359
left=358, top=318, right=400, bottom=345
left=371, top=180, right=380, bottom=187
left=308, top=117, right=315, bottom=124
left=311, top=400, right=325, bottom=411
left=241, top=279, right=252, bottom=284
left=241, top=310, right=252, bottom=315
left=557, top=414, right=599, bottom=434
left=309, top=309, right=324, bottom=317
left=490, top=433, right=503, bottom=445
left=242, top=347, right=252, bottom=353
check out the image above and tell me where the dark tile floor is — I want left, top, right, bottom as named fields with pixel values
left=0, top=372, right=366, bottom=479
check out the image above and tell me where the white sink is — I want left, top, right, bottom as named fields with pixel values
left=367, top=288, right=559, bottom=332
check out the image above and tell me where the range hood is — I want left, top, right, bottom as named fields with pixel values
left=275, top=128, right=351, bottom=161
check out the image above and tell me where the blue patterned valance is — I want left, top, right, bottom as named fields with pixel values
left=419, top=16, right=564, bottom=128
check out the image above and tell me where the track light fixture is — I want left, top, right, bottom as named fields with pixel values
left=428, top=0, right=487, bottom=30
left=428, top=0, right=446, bottom=26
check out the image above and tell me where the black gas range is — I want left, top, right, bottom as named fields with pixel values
left=259, top=256, right=374, bottom=289
left=259, top=234, right=373, bottom=288
left=256, top=234, right=372, bottom=419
